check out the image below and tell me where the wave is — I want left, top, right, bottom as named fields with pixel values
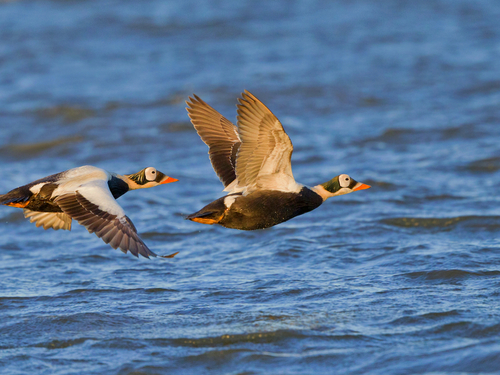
left=401, top=269, right=500, bottom=281
left=381, top=215, right=500, bottom=229
left=0, top=136, right=83, bottom=158
left=464, top=156, right=500, bottom=173
left=34, top=337, right=89, bottom=350
left=359, top=123, right=483, bottom=146
left=33, top=105, right=96, bottom=124
left=389, top=309, right=462, bottom=325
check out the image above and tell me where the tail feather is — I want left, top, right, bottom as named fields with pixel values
left=186, top=210, right=218, bottom=220
left=0, top=193, right=30, bottom=207
left=186, top=197, right=228, bottom=225
left=187, top=211, right=225, bottom=225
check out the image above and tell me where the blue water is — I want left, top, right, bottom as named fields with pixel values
left=1, top=0, right=500, bottom=374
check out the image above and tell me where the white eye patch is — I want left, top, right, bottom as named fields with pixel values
left=339, top=174, right=351, bottom=188
left=145, top=167, right=157, bottom=181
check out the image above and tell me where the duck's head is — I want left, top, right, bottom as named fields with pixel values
left=313, top=174, right=370, bottom=201
left=124, top=167, right=178, bottom=190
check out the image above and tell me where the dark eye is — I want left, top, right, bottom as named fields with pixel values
left=345, top=177, right=349, bottom=181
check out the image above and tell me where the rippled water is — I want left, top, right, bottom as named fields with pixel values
left=1, top=0, right=500, bottom=374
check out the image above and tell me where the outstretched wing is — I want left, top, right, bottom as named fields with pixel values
left=54, top=180, right=156, bottom=258
left=235, top=90, right=296, bottom=191
left=23, top=209, right=72, bottom=231
left=186, top=94, right=241, bottom=188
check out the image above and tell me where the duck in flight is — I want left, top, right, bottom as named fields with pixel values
left=0, top=165, right=178, bottom=258
left=186, top=90, right=371, bottom=230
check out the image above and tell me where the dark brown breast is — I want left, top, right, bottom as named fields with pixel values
left=220, top=187, right=324, bottom=230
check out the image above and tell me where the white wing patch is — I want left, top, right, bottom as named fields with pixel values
left=75, top=179, right=126, bottom=217
left=23, top=209, right=72, bottom=231
left=51, top=167, right=110, bottom=199
left=51, top=169, right=125, bottom=217
left=223, top=195, right=238, bottom=209
left=29, top=183, right=46, bottom=195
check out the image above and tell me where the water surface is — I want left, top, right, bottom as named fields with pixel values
left=1, top=0, right=500, bottom=374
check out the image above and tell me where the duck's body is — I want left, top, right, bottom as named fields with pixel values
left=189, top=187, right=323, bottom=230
left=0, top=165, right=178, bottom=258
left=186, top=91, right=370, bottom=230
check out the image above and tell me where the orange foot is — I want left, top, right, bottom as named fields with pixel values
left=159, top=251, right=179, bottom=258
left=189, top=213, right=224, bottom=225
left=5, top=201, right=30, bottom=208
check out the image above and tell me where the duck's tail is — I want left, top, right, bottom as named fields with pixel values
left=0, top=190, right=31, bottom=208
left=186, top=197, right=227, bottom=225
left=186, top=210, right=225, bottom=225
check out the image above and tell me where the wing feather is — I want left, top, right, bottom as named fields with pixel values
left=55, top=190, right=156, bottom=259
left=186, top=94, right=241, bottom=188
left=235, top=90, right=296, bottom=191
left=23, top=209, right=72, bottom=231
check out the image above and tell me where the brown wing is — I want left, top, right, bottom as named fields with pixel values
left=186, top=94, right=241, bottom=188
left=236, top=90, right=295, bottom=190
left=55, top=192, right=156, bottom=258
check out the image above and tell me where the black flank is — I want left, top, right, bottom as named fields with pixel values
left=188, top=187, right=324, bottom=230
left=0, top=171, right=66, bottom=210
left=26, top=183, right=62, bottom=212
left=220, top=187, right=324, bottom=230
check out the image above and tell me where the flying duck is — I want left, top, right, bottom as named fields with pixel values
left=0, top=165, right=178, bottom=258
left=185, top=90, right=371, bottom=230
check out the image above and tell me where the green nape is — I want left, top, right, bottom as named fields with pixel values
left=321, top=176, right=341, bottom=194
left=128, top=169, right=147, bottom=185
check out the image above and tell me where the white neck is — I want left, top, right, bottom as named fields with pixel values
left=311, top=185, right=335, bottom=201
left=118, top=174, right=142, bottom=190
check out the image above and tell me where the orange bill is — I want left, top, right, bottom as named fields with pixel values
left=353, top=183, right=371, bottom=191
left=161, top=176, right=178, bottom=184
